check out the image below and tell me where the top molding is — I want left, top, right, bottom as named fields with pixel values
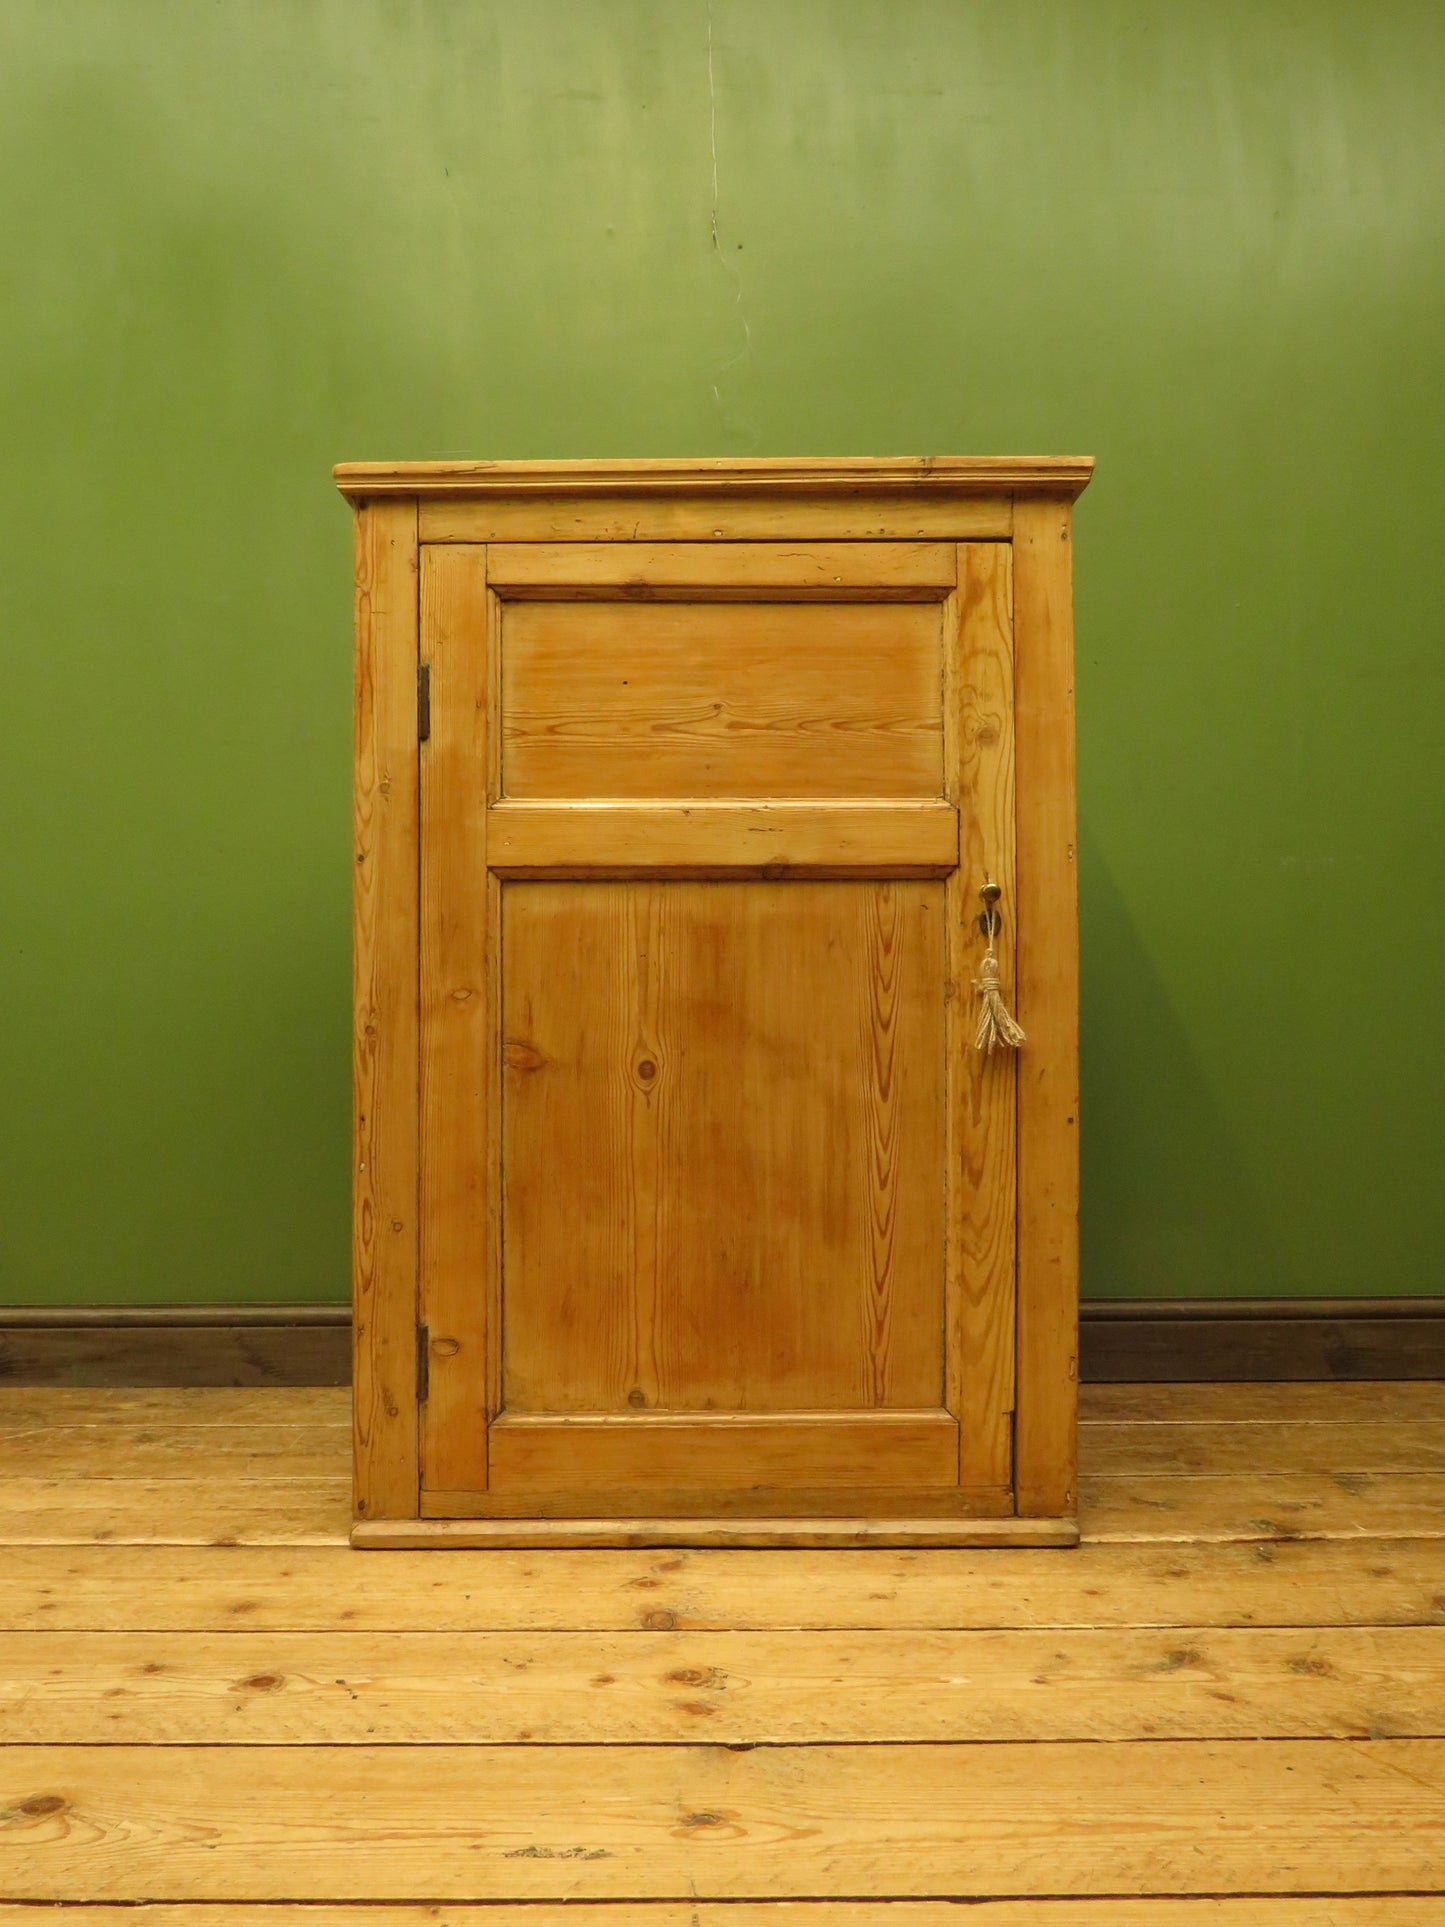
left=333, top=456, right=1094, bottom=504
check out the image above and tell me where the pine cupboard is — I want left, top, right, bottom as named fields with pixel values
left=339, top=458, right=1091, bottom=1548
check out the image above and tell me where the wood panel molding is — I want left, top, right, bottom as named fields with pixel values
left=484, top=1410, right=961, bottom=1495
left=335, top=455, right=1095, bottom=500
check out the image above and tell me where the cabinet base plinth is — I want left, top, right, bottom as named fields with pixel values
left=351, top=1514, right=1080, bottom=1550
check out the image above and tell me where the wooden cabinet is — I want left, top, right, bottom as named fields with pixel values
left=338, top=458, right=1091, bottom=1547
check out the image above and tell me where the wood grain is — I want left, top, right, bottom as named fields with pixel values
left=6, top=1304, right=1439, bottom=1395
left=5, top=1624, right=1440, bottom=1744
left=6, top=1377, right=1444, bottom=1433
left=485, top=800, right=959, bottom=876
left=0, top=1387, right=352, bottom=1428
left=4, top=1534, right=1442, bottom=1632
left=9, top=1368, right=1445, bottom=1920
left=366, top=1510, right=1059, bottom=1548
left=3, top=1901, right=1438, bottom=1926
left=1012, top=495, right=1080, bottom=1518
left=418, top=494, right=1016, bottom=542
left=499, top=881, right=945, bottom=1419
left=351, top=498, right=420, bottom=1523
left=10, top=1383, right=1445, bottom=1547
left=949, top=543, right=1017, bottom=1489
left=7, top=1470, right=1440, bottom=1546
left=486, top=539, right=957, bottom=595
left=484, top=585, right=505, bottom=1422
left=1083, top=1301, right=1445, bottom=1383
left=0, top=1425, right=348, bottom=1476
left=500, top=599, right=945, bottom=799
left=0, top=1321, right=350, bottom=1388
left=1084, top=1471, right=1445, bottom=1541
left=418, top=544, right=492, bottom=1497
left=1087, top=1420, right=1445, bottom=1475
left=336, top=453, right=1091, bottom=497
left=3, top=1740, right=1440, bottom=1899
left=406, top=1473, right=1445, bottom=1540
left=0, top=1479, right=348, bottom=1545
left=485, top=1411, right=960, bottom=1493
left=343, top=463, right=1086, bottom=1539
left=1082, top=1381, right=1445, bottom=1423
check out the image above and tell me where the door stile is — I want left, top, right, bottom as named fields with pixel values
left=949, top=543, right=1019, bottom=1493
left=485, top=577, right=505, bottom=1432
left=419, top=543, right=493, bottom=1496
left=942, top=578, right=965, bottom=1448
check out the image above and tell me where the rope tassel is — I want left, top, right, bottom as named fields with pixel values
left=973, top=883, right=1025, bottom=1054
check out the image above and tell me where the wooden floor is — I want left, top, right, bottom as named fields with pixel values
left=0, top=1383, right=1442, bottom=1923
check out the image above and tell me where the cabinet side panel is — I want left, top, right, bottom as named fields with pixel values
left=948, top=546, right=1018, bottom=1490
left=352, top=498, right=421, bottom=1520
left=420, top=546, right=493, bottom=1493
left=1012, top=498, right=1080, bottom=1518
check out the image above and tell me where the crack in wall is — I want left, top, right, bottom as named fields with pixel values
left=707, top=3, right=754, bottom=437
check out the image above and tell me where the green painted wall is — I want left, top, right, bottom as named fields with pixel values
left=2, top=1, right=1441, bottom=1306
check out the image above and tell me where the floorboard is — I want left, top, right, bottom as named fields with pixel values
left=3, top=1538, right=1442, bottom=1631
left=1082, top=1471, right=1445, bottom=1542
left=0, top=1381, right=1442, bottom=1915
left=0, top=1904, right=1441, bottom=1924
left=2, top=1625, right=1440, bottom=1744
left=5, top=1739, right=1444, bottom=1900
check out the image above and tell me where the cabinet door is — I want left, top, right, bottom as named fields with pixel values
left=418, top=540, right=1016, bottom=1520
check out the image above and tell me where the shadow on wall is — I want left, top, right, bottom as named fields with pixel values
left=1078, top=822, right=1283, bottom=1302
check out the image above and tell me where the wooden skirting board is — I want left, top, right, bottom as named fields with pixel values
left=1, top=1299, right=1442, bottom=1388
left=1081, top=1298, right=1445, bottom=1382
left=0, top=1307, right=353, bottom=1389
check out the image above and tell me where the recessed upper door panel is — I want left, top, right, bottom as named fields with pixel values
left=495, top=543, right=952, bottom=801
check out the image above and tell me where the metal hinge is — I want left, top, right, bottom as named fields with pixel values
left=416, top=1323, right=430, bottom=1403
left=417, top=662, right=431, bottom=742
